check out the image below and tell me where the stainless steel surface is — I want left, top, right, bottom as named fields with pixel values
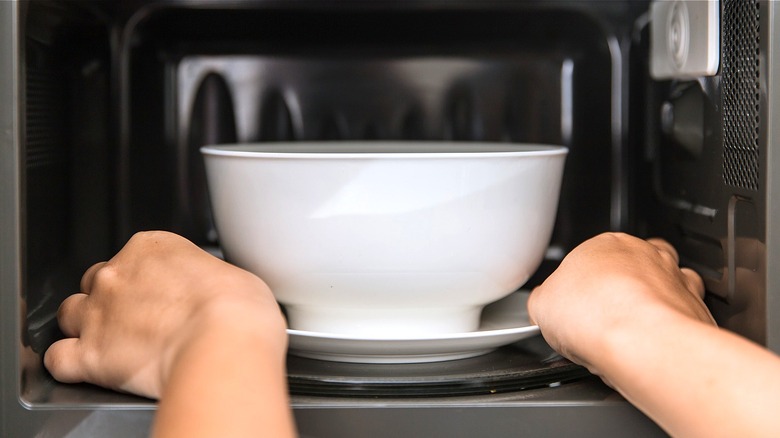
left=764, top=0, right=780, bottom=351
left=0, top=0, right=20, bottom=432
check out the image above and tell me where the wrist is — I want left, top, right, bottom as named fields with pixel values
left=160, top=297, right=288, bottom=397
left=152, top=299, right=295, bottom=438
left=591, top=302, right=708, bottom=391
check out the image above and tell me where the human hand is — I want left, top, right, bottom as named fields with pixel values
left=44, top=231, right=288, bottom=399
left=527, top=232, right=715, bottom=379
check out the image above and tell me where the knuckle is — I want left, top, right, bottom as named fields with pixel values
left=126, top=230, right=181, bottom=253
left=91, top=264, right=118, bottom=289
left=595, top=231, right=621, bottom=243
left=57, top=293, right=83, bottom=320
left=657, top=247, right=677, bottom=263
left=682, top=267, right=705, bottom=290
left=591, top=232, right=633, bottom=250
left=128, top=230, right=162, bottom=246
left=602, top=231, right=631, bottom=242
left=56, top=297, right=72, bottom=321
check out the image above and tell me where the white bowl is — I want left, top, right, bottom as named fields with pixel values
left=201, top=142, right=567, bottom=338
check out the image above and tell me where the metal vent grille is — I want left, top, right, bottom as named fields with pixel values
left=26, top=38, right=68, bottom=170
left=722, top=0, right=760, bottom=191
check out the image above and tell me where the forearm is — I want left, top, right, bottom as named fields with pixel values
left=152, top=312, right=296, bottom=438
left=601, top=309, right=780, bottom=437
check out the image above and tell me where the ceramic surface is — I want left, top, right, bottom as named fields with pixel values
left=287, top=291, right=540, bottom=363
left=202, top=142, right=566, bottom=337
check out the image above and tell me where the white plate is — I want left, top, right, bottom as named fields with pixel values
left=287, top=291, right=539, bottom=363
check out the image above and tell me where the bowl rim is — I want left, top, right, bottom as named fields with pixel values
left=200, top=141, right=568, bottom=159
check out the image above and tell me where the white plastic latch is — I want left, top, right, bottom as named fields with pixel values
left=650, top=0, right=720, bottom=79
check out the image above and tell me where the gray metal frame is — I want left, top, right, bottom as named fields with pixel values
left=765, top=0, right=780, bottom=352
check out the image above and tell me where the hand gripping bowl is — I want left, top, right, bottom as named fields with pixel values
left=201, top=142, right=567, bottom=338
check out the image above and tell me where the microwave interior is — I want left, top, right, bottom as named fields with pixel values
left=9, top=0, right=779, bottom=436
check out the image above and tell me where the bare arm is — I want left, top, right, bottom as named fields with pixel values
left=44, top=231, right=297, bottom=438
left=152, top=300, right=294, bottom=438
left=528, top=232, right=780, bottom=437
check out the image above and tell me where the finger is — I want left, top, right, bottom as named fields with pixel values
left=646, top=238, right=680, bottom=265
left=57, top=293, right=89, bottom=337
left=526, top=288, right=539, bottom=326
left=679, top=267, right=716, bottom=325
left=44, top=338, right=87, bottom=384
left=527, top=285, right=550, bottom=327
left=80, top=261, right=107, bottom=294
left=681, top=267, right=706, bottom=299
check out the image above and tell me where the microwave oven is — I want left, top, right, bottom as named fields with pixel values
left=2, top=0, right=779, bottom=436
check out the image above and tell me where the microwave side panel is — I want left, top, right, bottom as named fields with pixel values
left=708, top=0, right=780, bottom=350
left=764, top=0, right=780, bottom=352
left=645, top=0, right=780, bottom=351
left=0, top=0, right=20, bottom=432
left=0, top=2, right=118, bottom=437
